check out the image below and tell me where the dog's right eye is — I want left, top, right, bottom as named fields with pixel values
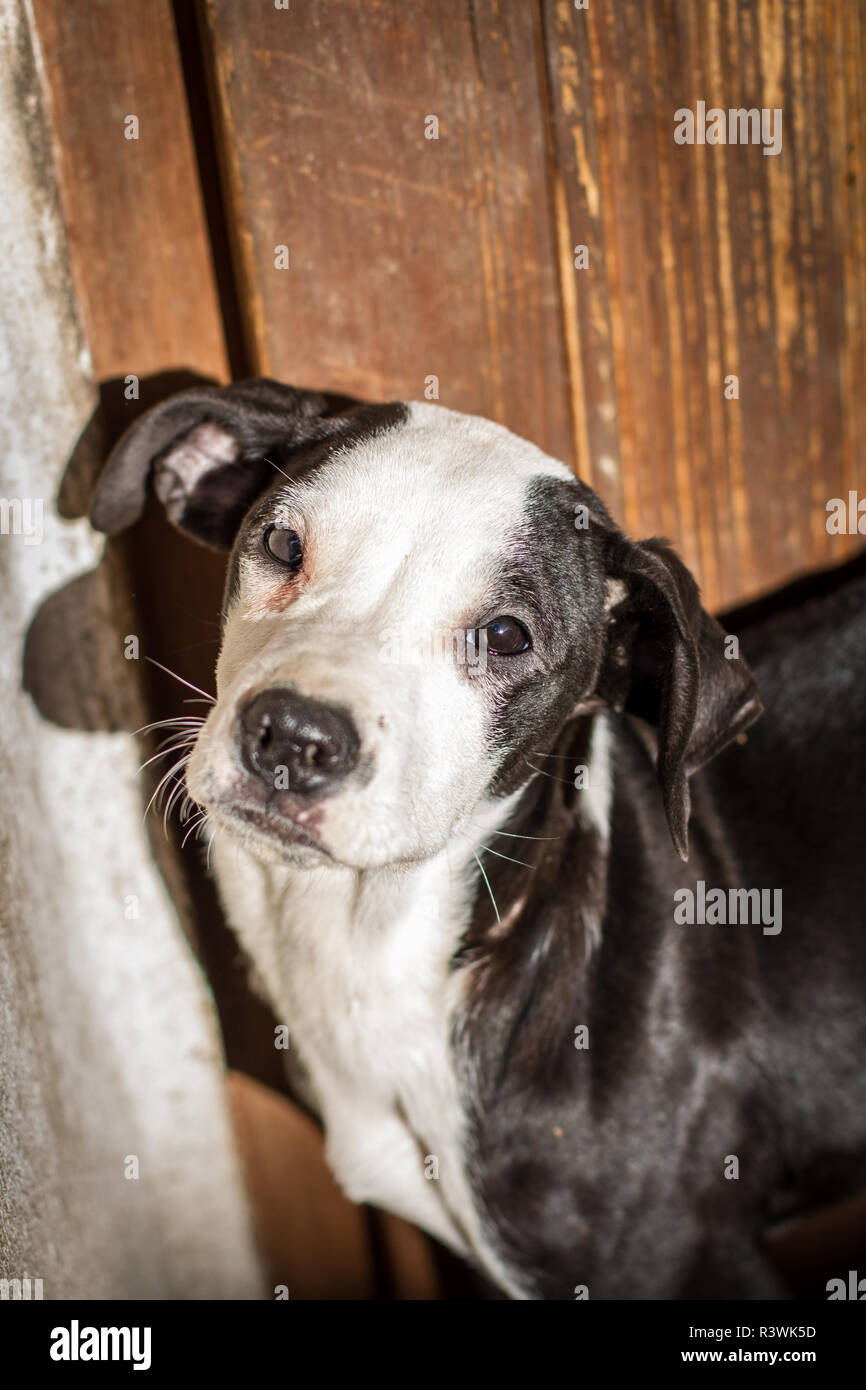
left=263, top=525, right=303, bottom=570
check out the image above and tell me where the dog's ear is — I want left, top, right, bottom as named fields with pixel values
left=90, top=378, right=372, bottom=548
left=596, top=531, right=762, bottom=860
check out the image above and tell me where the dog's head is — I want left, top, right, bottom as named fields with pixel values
left=91, top=379, right=761, bottom=869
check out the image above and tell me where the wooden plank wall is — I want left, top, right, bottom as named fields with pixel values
left=200, top=0, right=865, bottom=611
left=27, top=0, right=866, bottom=1298
left=199, top=0, right=574, bottom=461
left=545, top=0, right=866, bottom=607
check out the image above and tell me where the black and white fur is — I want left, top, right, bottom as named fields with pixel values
left=92, top=379, right=866, bottom=1299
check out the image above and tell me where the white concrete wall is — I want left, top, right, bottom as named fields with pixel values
left=0, top=0, right=262, bottom=1299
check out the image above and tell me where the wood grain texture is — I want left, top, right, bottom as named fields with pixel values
left=544, top=0, right=865, bottom=608
left=227, top=1072, right=378, bottom=1300
left=199, top=0, right=574, bottom=462
left=28, top=0, right=232, bottom=977
left=30, top=0, right=227, bottom=381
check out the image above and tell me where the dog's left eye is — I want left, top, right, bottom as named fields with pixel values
left=483, top=616, right=531, bottom=655
left=263, top=525, right=303, bottom=570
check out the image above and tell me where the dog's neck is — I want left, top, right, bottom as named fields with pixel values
left=210, top=783, right=527, bottom=994
left=209, top=778, right=534, bottom=1266
left=208, top=711, right=612, bottom=1282
left=210, top=711, right=612, bottom=1020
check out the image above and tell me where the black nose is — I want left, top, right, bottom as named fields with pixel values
left=239, top=687, right=360, bottom=796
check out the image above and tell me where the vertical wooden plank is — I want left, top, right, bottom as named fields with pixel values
left=29, top=0, right=233, bottom=988
left=199, top=0, right=574, bottom=464
left=30, top=0, right=228, bottom=381
left=226, top=1073, right=379, bottom=1299
left=30, top=0, right=234, bottom=815
left=543, top=0, right=866, bottom=608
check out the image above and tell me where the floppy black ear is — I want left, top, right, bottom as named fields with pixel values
left=597, top=532, right=762, bottom=860
left=89, top=378, right=382, bottom=548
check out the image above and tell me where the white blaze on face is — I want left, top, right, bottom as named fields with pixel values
left=186, top=403, right=573, bottom=868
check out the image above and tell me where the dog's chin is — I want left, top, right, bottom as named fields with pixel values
left=204, top=799, right=457, bottom=872
left=187, top=767, right=464, bottom=872
left=202, top=799, right=336, bottom=869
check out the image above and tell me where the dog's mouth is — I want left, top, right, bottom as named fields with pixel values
left=234, top=804, right=328, bottom=853
left=203, top=792, right=331, bottom=860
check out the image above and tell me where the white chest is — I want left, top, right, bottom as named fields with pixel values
left=212, top=838, right=482, bottom=1257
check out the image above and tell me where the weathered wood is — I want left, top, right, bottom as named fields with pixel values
left=544, top=0, right=866, bottom=608
left=227, top=1073, right=381, bottom=1299
left=199, top=0, right=574, bottom=462
left=30, top=0, right=228, bottom=381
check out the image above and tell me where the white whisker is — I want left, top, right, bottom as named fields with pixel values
left=137, top=734, right=198, bottom=775
left=471, top=824, right=561, bottom=843
left=144, top=656, right=215, bottom=703
left=491, top=829, right=560, bottom=841
left=143, top=752, right=191, bottom=825
left=263, top=454, right=294, bottom=483
left=181, top=814, right=207, bottom=848
left=473, top=851, right=500, bottom=923
left=530, top=750, right=582, bottom=761
left=524, top=760, right=575, bottom=788
left=133, top=715, right=204, bottom=737
left=480, top=844, right=534, bottom=870
left=162, top=775, right=190, bottom=835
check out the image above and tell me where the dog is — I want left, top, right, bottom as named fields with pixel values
left=91, top=378, right=866, bottom=1299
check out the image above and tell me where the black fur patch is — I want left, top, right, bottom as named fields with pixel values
left=454, top=561, right=866, bottom=1298
left=483, top=477, right=610, bottom=799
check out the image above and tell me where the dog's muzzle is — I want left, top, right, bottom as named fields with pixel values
left=239, top=687, right=360, bottom=797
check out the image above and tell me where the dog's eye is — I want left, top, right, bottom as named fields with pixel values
left=483, top=616, right=531, bottom=655
left=263, top=525, right=303, bottom=570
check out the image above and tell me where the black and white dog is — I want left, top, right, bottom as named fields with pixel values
left=92, top=379, right=866, bottom=1299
